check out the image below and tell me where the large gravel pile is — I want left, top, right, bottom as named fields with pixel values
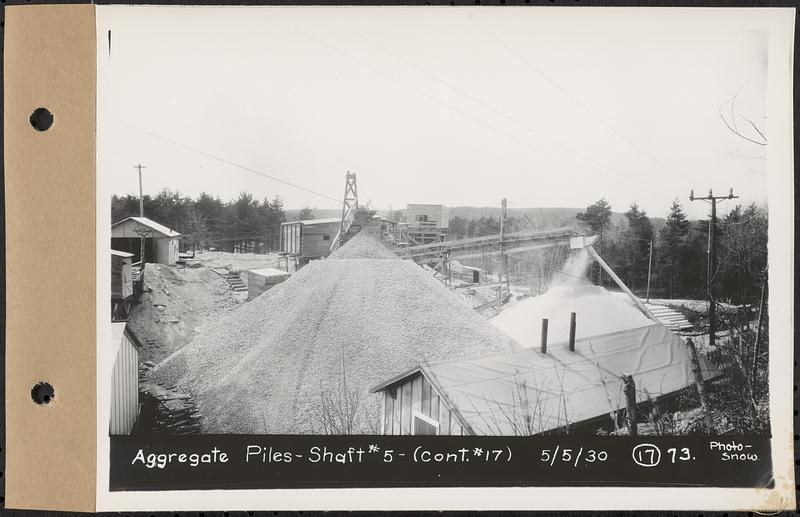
left=150, top=234, right=519, bottom=434
left=328, top=231, right=398, bottom=260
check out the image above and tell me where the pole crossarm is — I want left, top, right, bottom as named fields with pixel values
left=689, top=188, right=738, bottom=351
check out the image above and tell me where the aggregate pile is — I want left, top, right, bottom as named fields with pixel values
left=491, top=248, right=653, bottom=346
left=328, top=232, right=398, bottom=260
left=150, top=232, right=520, bottom=434
left=491, top=283, right=653, bottom=346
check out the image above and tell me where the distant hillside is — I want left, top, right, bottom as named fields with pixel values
left=449, top=206, right=591, bottom=230
left=288, top=206, right=666, bottom=234
left=450, top=206, right=665, bottom=234
left=284, top=208, right=341, bottom=221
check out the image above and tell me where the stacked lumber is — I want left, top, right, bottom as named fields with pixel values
left=643, top=303, right=693, bottom=331
left=140, top=364, right=203, bottom=435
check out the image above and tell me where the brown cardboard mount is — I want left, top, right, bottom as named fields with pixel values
left=5, top=4, right=97, bottom=512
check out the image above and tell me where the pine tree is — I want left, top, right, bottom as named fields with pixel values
left=576, top=198, right=613, bottom=285
left=620, top=203, right=654, bottom=291
left=655, top=199, right=690, bottom=298
left=576, top=198, right=613, bottom=248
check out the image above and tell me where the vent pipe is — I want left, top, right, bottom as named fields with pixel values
left=540, top=318, right=548, bottom=354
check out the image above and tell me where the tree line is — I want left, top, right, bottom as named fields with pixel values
left=444, top=197, right=767, bottom=305
left=574, top=197, right=767, bottom=305
left=112, top=189, right=287, bottom=252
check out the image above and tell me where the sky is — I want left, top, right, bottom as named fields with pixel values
left=98, top=6, right=770, bottom=219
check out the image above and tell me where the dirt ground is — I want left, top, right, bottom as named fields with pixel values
left=184, top=250, right=286, bottom=273
left=129, top=252, right=283, bottom=364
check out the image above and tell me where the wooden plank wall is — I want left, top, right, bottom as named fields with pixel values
left=300, top=221, right=339, bottom=258
left=110, top=333, right=139, bottom=435
left=382, top=372, right=464, bottom=435
left=281, top=222, right=302, bottom=255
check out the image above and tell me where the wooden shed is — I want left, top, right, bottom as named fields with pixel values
left=451, top=260, right=483, bottom=283
left=110, top=322, right=140, bottom=435
left=111, top=216, right=181, bottom=265
left=111, top=249, right=134, bottom=320
left=280, top=217, right=341, bottom=265
left=247, top=267, right=292, bottom=300
left=370, top=368, right=468, bottom=436
left=371, top=323, right=718, bottom=436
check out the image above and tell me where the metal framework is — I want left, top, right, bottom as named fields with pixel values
left=402, top=227, right=575, bottom=265
left=330, top=171, right=363, bottom=252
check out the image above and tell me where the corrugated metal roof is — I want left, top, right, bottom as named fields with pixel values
left=111, top=321, right=127, bottom=355
left=374, top=323, right=716, bottom=435
left=282, top=217, right=341, bottom=226
left=248, top=267, right=291, bottom=277
left=112, top=216, right=181, bottom=238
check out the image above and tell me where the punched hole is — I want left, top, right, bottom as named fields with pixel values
left=30, top=107, right=53, bottom=131
left=31, top=382, right=54, bottom=405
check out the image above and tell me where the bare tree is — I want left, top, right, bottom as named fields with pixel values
left=317, top=351, right=362, bottom=435
left=719, top=85, right=767, bottom=147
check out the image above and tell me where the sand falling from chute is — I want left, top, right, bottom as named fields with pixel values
left=491, top=247, right=653, bottom=346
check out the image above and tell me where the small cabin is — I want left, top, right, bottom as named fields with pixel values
left=111, top=216, right=181, bottom=265
left=370, top=369, right=468, bottom=436
left=247, top=267, right=292, bottom=300
left=280, top=217, right=341, bottom=264
left=450, top=260, right=483, bottom=284
left=111, top=250, right=134, bottom=320
left=110, top=322, right=141, bottom=435
left=461, top=265, right=482, bottom=283
left=372, top=324, right=719, bottom=436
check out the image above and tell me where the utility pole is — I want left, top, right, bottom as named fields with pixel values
left=645, top=239, right=653, bottom=303
left=499, top=198, right=509, bottom=301
left=690, top=188, right=738, bottom=350
left=134, top=164, right=147, bottom=263
left=134, top=164, right=146, bottom=217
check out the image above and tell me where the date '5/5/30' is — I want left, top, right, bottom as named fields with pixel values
left=540, top=446, right=608, bottom=467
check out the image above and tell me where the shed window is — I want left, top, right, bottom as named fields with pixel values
left=322, top=235, right=331, bottom=241
left=412, top=411, right=439, bottom=435
left=417, top=215, right=428, bottom=222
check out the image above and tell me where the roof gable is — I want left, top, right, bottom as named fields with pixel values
left=112, top=216, right=181, bottom=238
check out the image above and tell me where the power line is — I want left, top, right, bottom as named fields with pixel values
left=479, top=23, right=667, bottom=168
left=110, top=116, right=342, bottom=204
left=108, top=144, right=162, bottom=192
left=297, top=30, right=569, bottom=166
left=362, top=37, right=639, bottom=184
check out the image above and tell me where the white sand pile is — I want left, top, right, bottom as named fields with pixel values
left=150, top=234, right=519, bottom=434
left=328, top=232, right=397, bottom=260
left=491, top=248, right=652, bottom=346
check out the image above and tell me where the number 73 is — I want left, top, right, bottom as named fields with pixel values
left=666, top=447, right=691, bottom=462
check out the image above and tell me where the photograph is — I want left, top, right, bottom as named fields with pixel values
left=102, top=6, right=772, bottom=440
